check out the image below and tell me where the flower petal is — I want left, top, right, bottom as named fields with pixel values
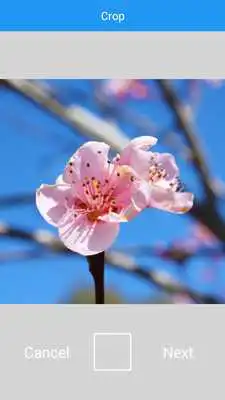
left=63, top=141, right=110, bottom=185
left=131, top=180, right=152, bottom=211
left=129, top=135, right=158, bottom=149
left=99, top=212, right=128, bottom=223
left=112, top=165, right=136, bottom=194
left=149, top=186, right=194, bottom=214
left=122, top=204, right=140, bottom=221
left=55, top=174, right=65, bottom=184
left=154, top=153, right=179, bottom=181
left=36, top=184, right=72, bottom=226
left=120, top=135, right=158, bottom=166
left=58, top=214, right=119, bottom=255
left=63, top=154, right=81, bottom=184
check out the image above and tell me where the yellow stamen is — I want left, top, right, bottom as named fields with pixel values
left=87, top=210, right=102, bottom=222
left=178, top=206, right=190, bottom=213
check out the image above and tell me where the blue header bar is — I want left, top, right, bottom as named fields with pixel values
left=1, top=0, right=225, bottom=31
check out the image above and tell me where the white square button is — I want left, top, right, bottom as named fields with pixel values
left=93, top=332, right=132, bottom=372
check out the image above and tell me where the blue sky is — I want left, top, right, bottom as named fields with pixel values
left=0, top=80, right=225, bottom=304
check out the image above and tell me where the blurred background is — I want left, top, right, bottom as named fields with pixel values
left=1, top=78, right=225, bottom=304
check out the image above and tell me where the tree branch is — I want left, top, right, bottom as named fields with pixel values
left=157, top=79, right=225, bottom=244
left=2, top=79, right=129, bottom=152
left=157, top=79, right=215, bottom=202
left=0, top=193, right=34, bottom=208
left=0, top=222, right=222, bottom=304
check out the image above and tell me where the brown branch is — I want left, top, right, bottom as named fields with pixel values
left=87, top=253, right=105, bottom=304
left=157, top=79, right=225, bottom=244
left=1, top=214, right=223, bottom=262
left=157, top=79, right=215, bottom=202
left=190, top=200, right=225, bottom=243
left=0, top=222, right=222, bottom=304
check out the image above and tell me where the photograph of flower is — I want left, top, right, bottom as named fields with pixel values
left=1, top=79, right=224, bottom=304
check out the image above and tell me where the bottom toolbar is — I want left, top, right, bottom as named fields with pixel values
left=0, top=305, right=222, bottom=399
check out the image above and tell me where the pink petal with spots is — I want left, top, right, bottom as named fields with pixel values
left=120, top=148, right=152, bottom=181
left=149, top=186, right=194, bottom=214
left=109, top=166, right=142, bottom=212
left=36, top=184, right=72, bottom=226
left=59, top=214, right=119, bottom=255
left=112, top=167, right=136, bottom=196
left=63, top=141, right=110, bottom=184
left=63, top=154, right=81, bottom=184
left=110, top=167, right=151, bottom=213
left=153, top=153, right=179, bottom=181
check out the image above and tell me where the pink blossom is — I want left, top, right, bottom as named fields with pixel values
left=192, top=223, right=218, bottom=247
left=118, top=136, right=194, bottom=214
left=205, top=79, right=223, bottom=88
left=36, top=141, right=147, bottom=256
left=103, top=79, right=149, bottom=100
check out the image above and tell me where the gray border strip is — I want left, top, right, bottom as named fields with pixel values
left=1, top=32, right=225, bottom=78
left=0, top=304, right=224, bottom=399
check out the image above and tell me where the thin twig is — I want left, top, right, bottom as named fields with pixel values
left=0, top=222, right=222, bottom=304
